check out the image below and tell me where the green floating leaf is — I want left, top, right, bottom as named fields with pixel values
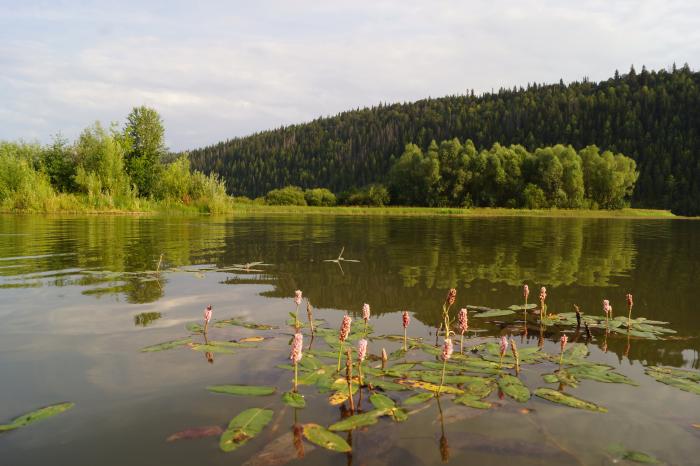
left=402, top=392, right=434, bottom=406
left=219, top=408, right=273, bottom=452
left=185, top=322, right=204, bottom=333
left=534, top=388, right=607, bottom=412
left=0, top=402, right=74, bottom=431
left=303, top=423, right=352, bottom=452
left=328, top=409, right=389, bottom=431
left=207, top=385, right=276, bottom=396
left=645, top=367, right=700, bottom=395
left=140, top=337, right=191, bottom=352
left=567, top=365, right=637, bottom=385
left=474, top=309, right=515, bottom=318
left=419, top=373, right=486, bottom=385
left=369, top=393, right=395, bottom=409
left=189, top=343, right=235, bottom=354
left=214, top=318, right=276, bottom=330
left=281, top=391, right=306, bottom=408
left=498, top=375, right=531, bottom=403
left=508, top=304, right=537, bottom=310
left=453, top=395, right=492, bottom=409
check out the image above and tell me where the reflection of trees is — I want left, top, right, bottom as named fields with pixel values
left=0, top=215, right=227, bottom=303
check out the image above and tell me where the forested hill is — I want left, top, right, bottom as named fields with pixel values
left=188, top=65, right=700, bottom=215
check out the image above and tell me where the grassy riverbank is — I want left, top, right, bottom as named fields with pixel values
left=230, top=204, right=681, bottom=219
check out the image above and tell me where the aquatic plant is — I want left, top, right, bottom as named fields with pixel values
left=437, top=337, right=453, bottom=396
left=357, top=338, right=367, bottom=386
left=510, top=337, right=520, bottom=374
left=539, top=286, right=547, bottom=318
left=458, top=308, right=468, bottom=354
left=345, top=349, right=355, bottom=412
left=523, top=283, right=530, bottom=326
left=626, top=293, right=634, bottom=328
left=499, top=336, right=508, bottom=368
left=381, top=347, right=388, bottom=370
left=337, top=315, right=352, bottom=371
left=362, top=303, right=370, bottom=335
left=559, top=334, right=568, bottom=366
left=306, top=299, right=315, bottom=335
left=402, top=310, right=411, bottom=351
left=293, top=290, right=302, bottom=329
left=203, top=304, right=212, bottom=332
left=291, top=332, right=303, bottom=392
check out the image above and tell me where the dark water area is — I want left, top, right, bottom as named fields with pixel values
left=0, top=214, right=699, bottom=465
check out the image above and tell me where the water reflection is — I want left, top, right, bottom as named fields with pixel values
left=0, top=214, right=698, bottom=368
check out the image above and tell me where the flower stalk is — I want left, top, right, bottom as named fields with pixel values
left=290, top=332, right=303, bottom=392
left=457, top=308, right=468, bottom=354
left=559, top=334, right=568, bottom=367
left=437, top=338, right=453, bottom=396
left=345, top=348, right=355, bottom=413
left=498, top=336, right=508, bottom=369
left=337, top=314, right=352, bottom=372
left=402, top=310, right=410, bottom=351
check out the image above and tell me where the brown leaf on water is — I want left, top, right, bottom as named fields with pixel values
left=692, top=423, right=700, bottom=429
left=166, top=425, right=224, bottom=442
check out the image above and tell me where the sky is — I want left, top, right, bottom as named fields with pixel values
left=1, top=0, right=698, bottom=151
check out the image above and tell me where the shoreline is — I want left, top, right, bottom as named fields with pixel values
left=1, top=205, right=687, bottom=219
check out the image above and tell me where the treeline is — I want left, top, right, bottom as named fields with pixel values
left=389, top=140, right=637, bottom=208
left=255, top=141, right=637, bottom=209
left=0, top=107, right=229, bottom=213
left=188, top=65, right=700, bottom=215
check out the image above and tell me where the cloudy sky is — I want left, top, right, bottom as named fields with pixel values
left=1, top=0, right=698, bottom=151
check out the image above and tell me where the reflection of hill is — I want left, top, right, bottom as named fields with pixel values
left=1, top=213, right=697, bottom=368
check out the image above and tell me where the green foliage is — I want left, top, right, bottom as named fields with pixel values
left=304, top=187, right=337, bottom=206
left=388, top=144, right=440, bottom=206
left=341, top=183, right=390, bottom=206
left=0, top=142, right=57, bottom=211
left=388, top=141, right=635, bottom=209
left=266, top=186, right=307, bottom=205
left=124, top=106, right=166, bottom=197
left=188, top=66, right=700, bottom=215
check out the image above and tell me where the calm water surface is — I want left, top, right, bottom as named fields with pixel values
left=0, top=214, right=699, bottom=465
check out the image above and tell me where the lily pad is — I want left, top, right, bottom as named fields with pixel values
left=645, top=367, right=700, bottom=395
left=508, top=304, right=537, bottom=310
left=302, top=423, right=352, bottom=452
left=207, top=385, right=276, bottom=396
left=0, top=402, right=74, bottom=431
left=534, top=388, right=607, bottom=412
left=281, top=391, right=306, bottom=408
left=214, top=318, right=276, bottom=330
left=498, top=375, right=531, bottom=402
left=140, top=337, right=191, bottom=352
left=219, top=408, right=273, bottom=452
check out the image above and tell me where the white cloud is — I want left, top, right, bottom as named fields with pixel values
left=0, top=0, right=698, bottom=150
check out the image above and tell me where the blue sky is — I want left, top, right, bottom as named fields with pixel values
left=1, top=0, right=698, bottom=150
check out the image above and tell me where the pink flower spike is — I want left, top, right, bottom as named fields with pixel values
left=539, top=286, right=547, bottom=301
left=294, top=290, right=302, bottom=306
left=402, top=310, right=410, bottom=328
left=442, top=338, right=453, bottom=361
left=357, top=339, right=368, bottom=362
left=560, top=334, right=568, bottom=352
left=626, top=293, right=634, bottom=307
left=603, top=299, right=612, bottom=315
left=523, top=284, right=529, bottom=300
left=499, top=336, right=508, bottom=356
left=204, top=305, right=213, bottom=323
left=290, top=332, right=303, bottom=363
left=339, top=315, right=352, bottom=342
left=458, top=308, right=468, bottom=333
left=362, top=303, right=371, bottom=322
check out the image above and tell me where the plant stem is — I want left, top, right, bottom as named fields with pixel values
left=358, top=361, right=363, bottom=387
left=403, top=327, right=407, bottom=351
left=364, top=320, right=368, bottom=337
left=460, top=332, right=464, bottom=354
left=437, top=358, right=447, bottom=397
left=337, top=341, right=344, bottom=372
left=293, top=362, right=298, bottom=392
